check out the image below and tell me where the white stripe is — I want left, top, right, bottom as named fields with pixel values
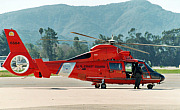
left=58, top=62, right=76, bottom=76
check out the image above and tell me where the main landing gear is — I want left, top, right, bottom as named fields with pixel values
left=101, top=79, right=106, bottom=89
left=95, top=83, right=106, bottom=89
left=95, top=83, right=100, bottom=88
left=95, top=83, right=154, bottom=89
left=94, top=79, right=107, bottom=89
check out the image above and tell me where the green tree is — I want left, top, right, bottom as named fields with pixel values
left=93, top=34, right=111, bottom=45
left=73, top=37, right=81, bottom=53
left=0, top=31, right=9, bottom=56
left=80, top=43, right=89, bottom=53
left=160, top=28, right=180, bottom=66
left=128, top=28, right=136, bottom=39
left=39, top=28, right=44, bottom=37
left=41, top=27, right=58, bottom=61
left=126, top=28, right=162, bottom=65
left=56, top=46, right=64, bottom=60
left=126, top=28, right=180, bottom=66
left=113, top=34, right=124, bottom=42
left=25, top=43, right=40, bottom=59
left=55, top=37, right=89, bottom=60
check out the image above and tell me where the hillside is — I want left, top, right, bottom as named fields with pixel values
left=1, top=0, right=180, bottom=43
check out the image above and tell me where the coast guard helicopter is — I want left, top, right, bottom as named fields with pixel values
left=3, top=29, right=180, bottom=89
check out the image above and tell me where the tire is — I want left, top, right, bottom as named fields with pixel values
left=147, top=84, right=153, bottom=89
left=101, top=83, right=106, bottom=89
left=95, top=83, right=100, bottom=88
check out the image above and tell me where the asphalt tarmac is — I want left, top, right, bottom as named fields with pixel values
left=0, top=74, right=180, bottom=110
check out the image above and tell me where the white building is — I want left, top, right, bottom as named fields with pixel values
left=0, top=56, right=7, bottom=70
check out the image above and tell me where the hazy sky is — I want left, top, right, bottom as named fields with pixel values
left=0, top=0, right=180, bottom=14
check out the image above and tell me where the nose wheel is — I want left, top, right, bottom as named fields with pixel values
left=147, top=84, right=154, bottom=89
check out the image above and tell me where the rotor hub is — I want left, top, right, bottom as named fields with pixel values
left=108, top=39, right=115, bottom=45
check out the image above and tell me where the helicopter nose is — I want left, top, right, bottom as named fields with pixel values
left=160, top=74, right=165, bottom=81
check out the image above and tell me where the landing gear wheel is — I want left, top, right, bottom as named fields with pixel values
left=95, top=83, right=100, bottom=88
left=101, top=83, right=106, bottom=89
left=147, top=84, right=153, bottom=89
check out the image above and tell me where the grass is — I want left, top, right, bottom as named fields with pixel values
left=0, top=70, right=58, bottom=77
left=0, top=70, right=17, bottom=77
left=154, top=69, right=180, bottom=74
left=0, top=69, right=179, bottom=77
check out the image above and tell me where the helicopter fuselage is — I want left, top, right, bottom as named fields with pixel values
left=46, top=45, right=164, bottom=85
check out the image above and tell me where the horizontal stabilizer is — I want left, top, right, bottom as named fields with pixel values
left=35, top=59, right=51, bottom=78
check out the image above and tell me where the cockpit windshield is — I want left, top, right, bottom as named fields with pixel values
left=138, top=61, right=155, bottom=73
left=145, top=63, right=155, bottom=72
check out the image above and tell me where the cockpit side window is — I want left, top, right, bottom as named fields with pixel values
left=109, top=63, right=122, bottom=70
left=138, top=63, right=148, bottom=72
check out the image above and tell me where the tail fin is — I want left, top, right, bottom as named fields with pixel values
left=3, top=29, right=35, bottom=76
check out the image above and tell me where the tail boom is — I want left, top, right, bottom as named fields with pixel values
left=3, top=29, right=65, bottom=78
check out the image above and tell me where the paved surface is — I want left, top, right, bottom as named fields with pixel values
left=0, top=74, right=180, bottom=110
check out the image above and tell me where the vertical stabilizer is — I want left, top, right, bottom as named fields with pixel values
left=3, top=29, right=35, bottom=76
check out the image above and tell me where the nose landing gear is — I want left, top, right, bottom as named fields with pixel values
left=147, top=84, right=154, bottom=89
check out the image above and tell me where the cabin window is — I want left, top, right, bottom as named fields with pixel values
left=125, top=63, right=132, bottom=72
left=109, top=63, right=122, bottom=70
left=125, top=63, right=134, bottom=78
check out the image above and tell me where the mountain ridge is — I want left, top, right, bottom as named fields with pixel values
left=1, top=0, right=180, bottom=43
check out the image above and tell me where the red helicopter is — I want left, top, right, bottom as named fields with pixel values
left=3, top=29, right=179, bottom=89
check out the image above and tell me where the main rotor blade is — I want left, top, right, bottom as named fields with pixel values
left=116, top=43, right=150, bottom=54
left=122, top=42, right=180, bottom=48
left=71, top=32, right=105, bottom=42
left=40, top=39, right=94, bottom=42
